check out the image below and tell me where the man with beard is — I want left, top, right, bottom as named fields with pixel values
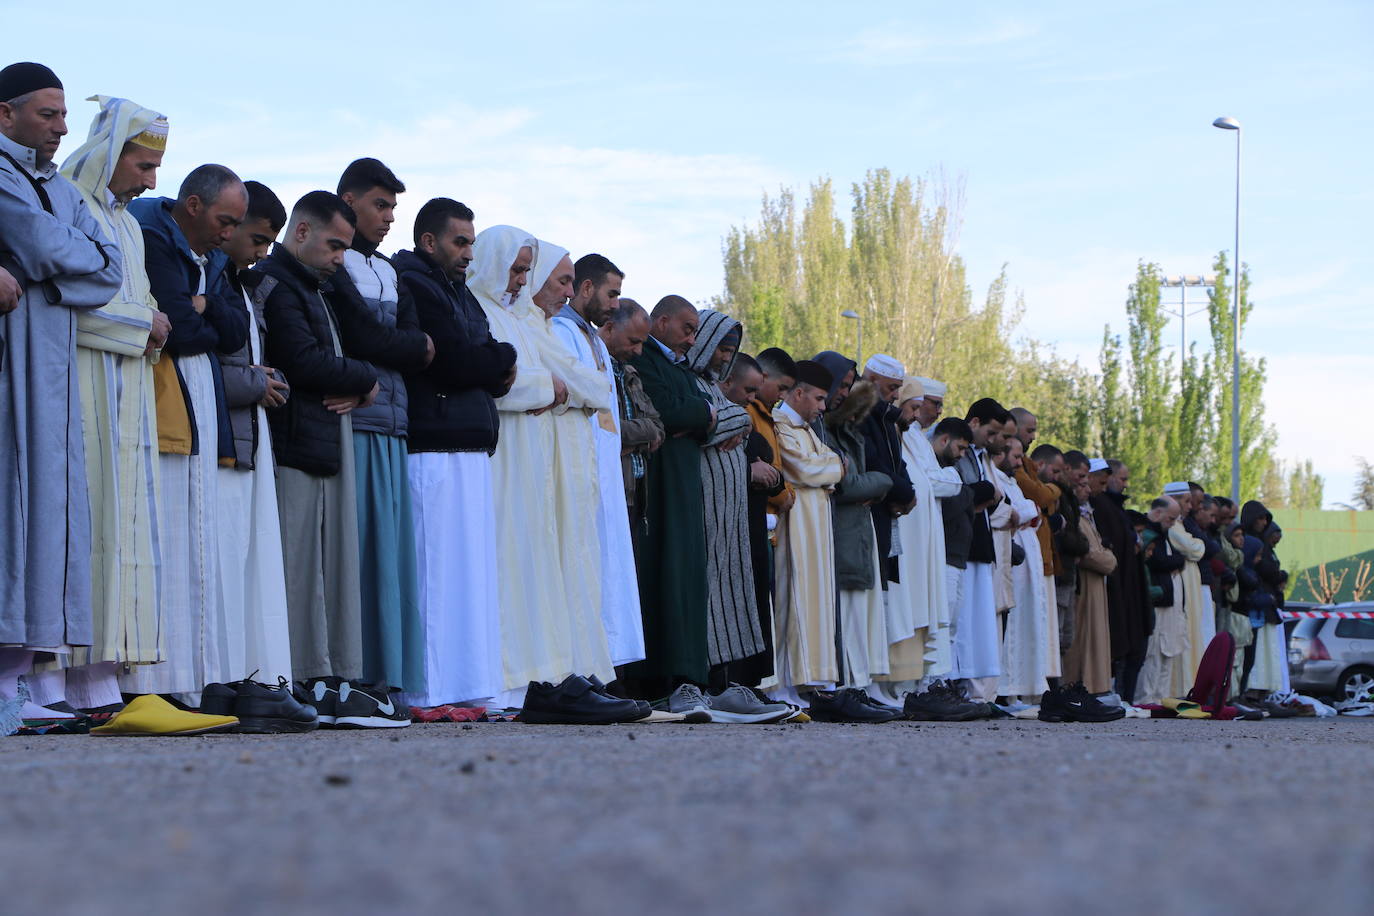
left=903, top=416, right=990, bottom=721
left=745, top=347, right=797, bottom=518
left=721, top=352, right=785, bottom=687
left=1098, top=459, right=1151, bottom=703
left=949, top=397, right=1011, bottom=702
left=333, top=158, right=434, bottom=699
left=1054, top=450, right=1092, bottom=660
left=393, top=198, right=516, bottom=708
left=1162, top=480, right=1210, bottom=698
left=772, top=360, right=844, bottom=702
left=1010, top=408, right=1063, bottom=675
left=16, top=94, right=163, bottom=717
left=597, top=298, right=662, bottom=536
left=553, top=254, right=644, bottom=672
left=123, top=164, right=248, bottom=700
left=860, top=355, right=915, bottom=596
left=626, top=295, right=712, bottom=693
left=258, top=192, right=406, bottom=728
left=1061, top=459, right=1118, bottom=696
left=994, top=436, right=1053, bottom=701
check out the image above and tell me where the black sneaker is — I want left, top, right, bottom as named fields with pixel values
left=333, top=681, right=411, bottom=729
left=521, top=675, right=648, bottom=724
left=199, top=682, right=239, bottom=717
left=1041, top=682, right=1125, bottom=722
left=294, top=676, right=342, bottom=726
left=233, top=677, right=320, bottom=734
left=807, top=688, right=902, bottom=723
left=905, top=681, right=989, bottom=721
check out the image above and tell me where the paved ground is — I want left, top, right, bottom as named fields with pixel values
left=3, top=717, right=1371, bottom=915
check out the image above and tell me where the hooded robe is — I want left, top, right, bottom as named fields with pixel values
left=684, top=309, right=764, bottom=667
left=57, top=96, right=164, bottom=666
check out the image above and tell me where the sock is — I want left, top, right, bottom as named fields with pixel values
left=22, top=665, right=66, bottom=707
left=0, top=648, right=36, bottom=699
left=66, top=662, right=123, bottom=709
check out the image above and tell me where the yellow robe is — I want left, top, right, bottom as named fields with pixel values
left=772, top=405, right=843, bottom=686
left=1168, top=525, right=1210, bottom=698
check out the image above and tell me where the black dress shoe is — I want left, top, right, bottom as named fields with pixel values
left=807, top=688, right=902, bottom=723
left=587, top=674, right=652, bottom=719
left=202, top=677, right=320, bottom=733
left=521, top=675, right=648, bottom=724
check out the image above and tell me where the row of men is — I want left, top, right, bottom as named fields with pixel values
left=0, top=66, right=1286, bottom=728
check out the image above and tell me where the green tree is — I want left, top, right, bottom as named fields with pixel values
left=1347, top=457, right=1374, bottom=511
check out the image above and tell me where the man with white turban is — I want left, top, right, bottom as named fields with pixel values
left=466, top=227, right=578, bottom=703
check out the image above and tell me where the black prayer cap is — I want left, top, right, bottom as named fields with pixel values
left=0, top=62, right=63, bottom=102
left=792, top=359, right=833, bottom=393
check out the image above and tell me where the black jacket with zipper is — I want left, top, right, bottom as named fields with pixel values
left=393, top=248, right=515, bottom=454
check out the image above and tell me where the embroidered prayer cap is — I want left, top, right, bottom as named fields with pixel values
left=1163, top=481, right=1191, bottom=496
left=919, top=376, right=947, bottom=398
left=897, top=376, right=925, bottom=404
left=1089, top=458, right=1110, bottom=474
left=130, top=116, right=169, bottom=151
left=793, top=360, right=834, bottom=394
left=0, top=62, right=62, bottom=101
left=60, top=96, right=168, bottom=201
left=864, top=353, right=905, bottom=380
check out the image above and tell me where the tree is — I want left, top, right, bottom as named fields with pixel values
left=1348, top=457, right=1374, bottom=511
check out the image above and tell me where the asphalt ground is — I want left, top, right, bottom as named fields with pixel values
left=3, top=717, right=1370, bottom=915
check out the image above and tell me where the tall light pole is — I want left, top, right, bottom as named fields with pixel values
left=1161, top=274, right=1215, bottom=358
left=1214, top=116, right=1242, bottom=504
left=841, top=309, right=862, bottom=366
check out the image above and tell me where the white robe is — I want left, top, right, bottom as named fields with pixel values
left=995, top=470, right=1052, bottom=698
left=213, top=289, right=292, bottom=684
left=551, top=311, right=645, bottom=666
left=884, top=424, right=958, bottom=679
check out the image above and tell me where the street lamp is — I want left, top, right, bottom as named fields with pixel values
left=1161, top=274, right=1217, bottom=357
left=840, top=309, right=862, bottom=366
left=1214, top=115, right=1242, bottom=504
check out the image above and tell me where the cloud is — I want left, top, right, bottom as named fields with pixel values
left=144, top=102, right=784, bottom=305
left=832, top=20, right=1039, bottom=66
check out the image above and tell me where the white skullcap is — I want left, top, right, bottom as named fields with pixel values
left=1088, top=458, right=1110, bottom=473
left=897, top=376, right=925, bottom=404
left=918, top=376, right=946, bottom=398
left=864, top=353, right=905, bottom=379
left=1163, top=481, right=1190, bottom=495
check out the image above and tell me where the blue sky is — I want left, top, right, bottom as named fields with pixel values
left=11, top=1, right=1372, bottom=504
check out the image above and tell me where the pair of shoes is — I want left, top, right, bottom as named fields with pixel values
left=522, top=675, right=649, bottom=724
left=666, top=684, right=791, bottom=723
left=294, top=677, right=411, bottom=728
left=904, top=681, right=989, bottom=721
left=91, top=694, right=238, bottom=736
left=1335, top=699, right=1374, bottom=717
left=1038, top=683, right=1126, bottom=722
left=1263, top=690, right=1312, bottom=718
left=202, top=676, right=319, bottom=733
left=807, top=688, right=903, bottom=723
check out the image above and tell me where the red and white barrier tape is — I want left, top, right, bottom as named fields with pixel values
left=1280, top=609, right=1374, bottom=620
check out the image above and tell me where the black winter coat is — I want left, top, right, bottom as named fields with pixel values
left=392, top=249, right=516, bottom=453
left=256, top=244, right=378, bottom=476
left=862, top=402, right=915, bottom=583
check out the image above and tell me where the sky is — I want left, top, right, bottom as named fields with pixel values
left=10, top=0, right=1372, bottom=505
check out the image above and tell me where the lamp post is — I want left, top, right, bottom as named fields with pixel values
left=1214, top=115, right=1242, bottom=504
left=1161, top=274, right=1215, bottom=358
left=841, top=309, right=862, bottom=366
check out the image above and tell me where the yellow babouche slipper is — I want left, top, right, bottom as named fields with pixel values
left=91, top=694, right=238, bottom=736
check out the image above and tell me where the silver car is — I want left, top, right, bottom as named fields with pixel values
left=1288, top=604, right=1374, bottom=701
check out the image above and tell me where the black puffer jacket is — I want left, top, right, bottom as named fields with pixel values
left=393, top=249, right=516, bottom=453
left=256, top=244, right=378, bottom=476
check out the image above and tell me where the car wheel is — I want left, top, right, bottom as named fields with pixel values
left=1339, top=666, right=1374, bottom=703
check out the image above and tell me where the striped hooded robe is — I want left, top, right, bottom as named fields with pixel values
left=685, top=309, right=764, bottom=666
left=58, top=95, right=165, bottom=666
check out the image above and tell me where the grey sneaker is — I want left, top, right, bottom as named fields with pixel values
left=706, top=686, right=792, bottom=724
left=668, top=684, right=713, bottom=723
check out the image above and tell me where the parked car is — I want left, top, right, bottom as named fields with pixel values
left=1288, top=603, right=1374, bottom=701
